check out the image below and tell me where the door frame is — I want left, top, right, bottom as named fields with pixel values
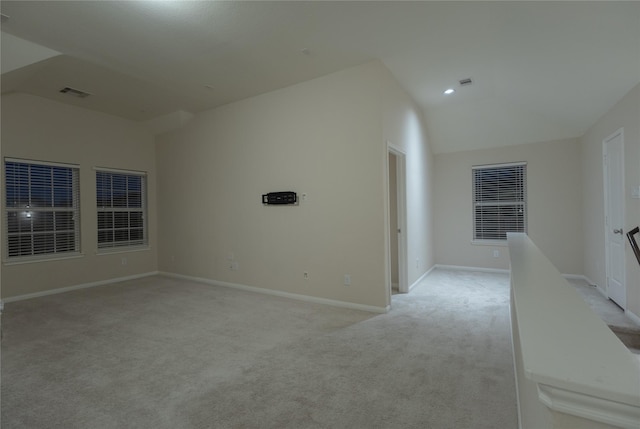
left=603, top=128, right=626, bottom=308
left=387, top=143, right=408, bottom=295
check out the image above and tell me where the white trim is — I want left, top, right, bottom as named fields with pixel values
left=538, top=383, right=640, bottom=429
left=562, top=274, right=589, bottom=282
left=472, top=161, right=527, bottom=170
left=408, top=265, right=436, bottom=291
left=3, top=252, right=84, bottom=266
left=570, top=273, right=602, bottom=292
left=4, top=157, right=79, bottom=169
left=434, top=265, right=596, bottom=281
left=93, top=166, right=147, bottom=176
left=387, top=143, right=408, bottom=294
left=562, top=273, right=617, bottom=304
left=625, top=310, right=640, bottom=326
left=96, top=246, right=150, bottom=255
left=160, top=271, right=389, bottom=314
left=471, top=240, right=509, bottom=247
left=2, top=271, right=159, bottom=303
left=434, top=264, right=510, bottom=275
left=596, top=284, right=609, bottom=299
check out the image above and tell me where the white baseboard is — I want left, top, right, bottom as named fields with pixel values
left=595, top=285, right=609, bottom=299
left=434, top=264, right=510, bottom=274
left=434, top=265, right=597, bottom=285
left=2, top=271, right=160, bottom=303
left=562, top=274, right=587, bottom=281
left=625, top=310, right=640, bottom=326
left=563, top=277, right=639, bottom=326
left=408, top=265, right=436, bottom=291
left=583, top=275, right=597, bottom=287
left=582, top=276, right=608, bottom=299
left=159, top=271, right=389, bottom=314
left=577, top=272, right=606, bottom=297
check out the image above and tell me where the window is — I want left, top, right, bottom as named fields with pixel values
left=5, top=159, right=80, bottom=259
left=472, top=162, right=527, bottom=241
left=96, top=169, right=147, bottom=250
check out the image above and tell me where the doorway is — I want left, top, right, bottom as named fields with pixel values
left=603, top=129, right=626, bottom=308
left=388, top=145, right=408, bottom=296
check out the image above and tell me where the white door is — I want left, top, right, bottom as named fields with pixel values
left=388, top=145, right=408, bottom=295
left=389, top=153, right=400, bottom=291
left=604, top=130, right=626, bottom=308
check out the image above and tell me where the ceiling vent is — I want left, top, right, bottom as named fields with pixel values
left=59, top=87, right=92, bottom=98
left=458, top=78, right=473, bottom=87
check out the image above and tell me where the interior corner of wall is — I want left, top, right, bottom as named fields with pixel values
left=144, top=110, right=194, bottom=136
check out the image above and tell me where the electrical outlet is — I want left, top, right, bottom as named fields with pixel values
left=492, top=250, right=500, bottom=258
left=344, top=274, right=351, bottom=286
left=121, top=257, right=127, bottom=265
left=229, top=261, right=239, bottom=271
left=303, top=271, right=309, bottom=280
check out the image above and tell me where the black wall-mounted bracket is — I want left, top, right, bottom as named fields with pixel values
left=262, top=191, right=298, bottom=205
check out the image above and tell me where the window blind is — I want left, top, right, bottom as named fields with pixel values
left=5, top=159, right=80, bottom=258
left=96, top=169, right=147, bottom=250
left=472, top=162, right=527, bottom=241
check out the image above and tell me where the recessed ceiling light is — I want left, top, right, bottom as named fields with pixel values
left=444, top=88, right=455, bottom=95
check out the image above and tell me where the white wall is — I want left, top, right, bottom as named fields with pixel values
left=0, top=61, right=433, bottom=308
left=156, top=61, right=434, bottom=309
left=434, top=139, right=583, bottom=274
left=580, top=83, right=640, bottom=319
left=381, top=66, right=435, bottom=287
left=156, top=62, right=386, bottom=308
left=0, top=93, right=158, bottom=299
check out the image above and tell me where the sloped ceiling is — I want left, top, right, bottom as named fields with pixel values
left=1, top=1, right=639, bottom=153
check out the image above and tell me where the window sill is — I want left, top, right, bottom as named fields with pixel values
left=471, top=240, right=509, bottom=247
left=3, top=253, right=85, bottom=266
left=96, top=246, right=150, bottom=256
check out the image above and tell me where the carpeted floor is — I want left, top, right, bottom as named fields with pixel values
left=1, top=269, right=518, bottom=429
left=569, top=278, right=640, bottom=330
left=569, top=278, right=640, bottom=353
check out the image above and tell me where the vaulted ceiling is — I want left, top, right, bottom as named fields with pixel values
left=1, top=1, right=639, bottom=153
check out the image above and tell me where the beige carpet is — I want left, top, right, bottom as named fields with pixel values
left=1, top=269, right=517, bottom=428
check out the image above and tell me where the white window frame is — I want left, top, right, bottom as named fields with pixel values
left=95, top=167, right=148, bottom=252
left=472, top=162, right=527, bottom=243
left=4, top=158, right=81, bottom=262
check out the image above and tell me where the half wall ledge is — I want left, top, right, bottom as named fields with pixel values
left=507, top=233, right=640, bottom=429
